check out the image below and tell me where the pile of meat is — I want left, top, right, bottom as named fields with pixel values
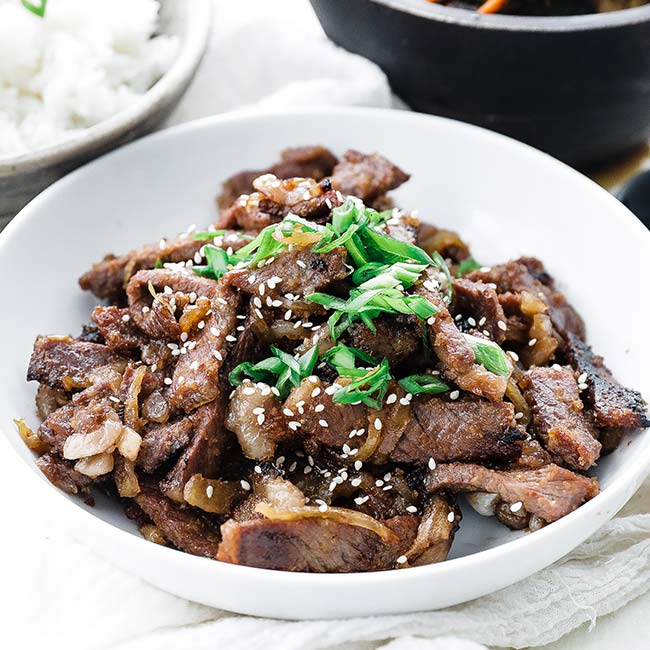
left=21, top=145, right=648, bottom=573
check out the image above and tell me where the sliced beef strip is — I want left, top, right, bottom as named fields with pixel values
left=285, top=379, right=520, bottom=466
left=425, top=462, right=598, bottom=523
left=523, top=366, right=601, bottom=470
left=390, top=397, right=522, bottom=465
left=27, top=336, right=125, bottom=391
left=92, top=306, right=147, bottom=353
left=227, top=246, right=348, bottom=301
left=217, top=514, right=419, bottom=572
left=161, top=398, right=229, bottom=502
left=170, top=282, right=240, bottom=413
left=329, top=150, right=410, bottom=202
left=468, top=259, right=585, bottom=343
left=36, top=453, right=94, bottom=497
left=417, top=275, right=508, bottom=401
left=217, top=145, right=338, bottom=210
left=401, top=495, right=459, bottom=568
left=134, top=486, right=221, bottom=558
left=347, top=314, right=421, bottom=368
left=79, top=231, right=250, bottom=302
left=217, top=177, right=342, bottom=231
left=451, top=278, right=507, bottom=343
left=565, top=333, right=650, bottom=429
left=284, top=377, right=366, bottom=450
left=137, top=418, right=195, bottom=474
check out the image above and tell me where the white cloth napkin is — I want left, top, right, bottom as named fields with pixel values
left=3, top=2, right=650, bottom=649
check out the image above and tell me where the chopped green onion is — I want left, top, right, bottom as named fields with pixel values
left=331, top=199, right=358, bottom=234
left=463, top=334, right=511, bottom=377
left=323, top=344, right=379, bottom=378
left=398, top=374, right=449, bottom=396
left=22, top=0, right=47, bottom=17
left=457, top=257, right=481, bottom=277
left=192, top=230, right=227, bottom=241
left=359, top=226, right=433, bottom=266
left=154, top=258, right=163, bottom=269
left=228, top=345, right=320, bottom=398
left=312, top=223, right=360, bottom=253
left=332, top=358, right=392, bottom=410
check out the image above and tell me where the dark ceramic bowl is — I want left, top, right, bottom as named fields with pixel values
left=310, top=0, right=650, bottom=166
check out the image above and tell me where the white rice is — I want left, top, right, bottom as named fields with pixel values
left=0, top=0, right=178, bottom=158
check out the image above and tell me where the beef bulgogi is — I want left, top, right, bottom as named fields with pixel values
left=19, top=145, right=649, bottom=573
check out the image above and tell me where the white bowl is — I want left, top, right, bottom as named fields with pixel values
left=0, top=0, right=212, bottom=225
left=1, top=108, right=648, bottom=619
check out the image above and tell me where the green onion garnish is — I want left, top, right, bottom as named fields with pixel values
left=229, top=345, right=319, bottom=399
left=398, top=374, right=449, bottom=396
left=332, top=358, right=392, bottom=410
left=463, top=334, right=511, bottom=377
left=457, top=257, right=481, bottom=277
left=22, top=0, right=47, bottom=17
left=192, top=230, right=227, bottom=241
left=323, top=344, right=380, bottom=379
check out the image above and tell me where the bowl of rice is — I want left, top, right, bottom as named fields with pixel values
left=0, top=0, right=212, bottom=224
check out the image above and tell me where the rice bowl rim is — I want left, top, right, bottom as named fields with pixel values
left=0, top=0, right=212, bottom=176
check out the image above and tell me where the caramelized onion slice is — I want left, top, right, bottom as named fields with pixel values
left=14, top=418, right=49, bottom=454
left=117, top=426, right=142, bottom=462
left=356, top=414, right=383, bottom=462
left=255, top=503, right=398, bottom=543
left=505, top=379, right=531, bottom=427
left=125, top=365, right=147, bottom=432
left=184, top=474, right=243, bottom=514
left=140, top=524, right=168, bottom=546
left=114, top=455, right=140, bottom=497
left=74, top=452, right=114, bottom=478
left=63, top=414, right=122, bottom=460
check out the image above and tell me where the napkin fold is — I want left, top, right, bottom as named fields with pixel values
left=4, top=2, right=650, bottom=649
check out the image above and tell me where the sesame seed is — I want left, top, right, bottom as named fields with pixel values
left=253, top=297, right=263, bottom=309
left=259, top=283, right=266, bottom=296
left=351, top=478, right=362, bottom=487
left=578, top=383, right=588, bottom=391
left=374, top=418, right=382, bottom=430
left=406, top=505, right=418, bottom=513
left=304, top=465, right=313, bottom=475
left=383, top=485, right=393, bottom=491
left=283, top=408, right=294, bottom=417
left=447, top=512, right=455, bottom=522
left=121, top=314, right=131, bottom=323
left=164, top=377, right=172, bottom=385
left=318, top=503, right=328, bottom=512
left=508, top=350, right=520, bottom=362
left=427, top=316, right=436, bottom=325
left=289, top=461, right=298, bottom=472
left=510, top=501, right=523, bottom=513
left=578, top=372, right=588, bottom=384
left=315, top=404, right=325, bottom=412
left=296, top=260, right=307, bottom=269
left=386, top=393, right=397, bottom=405
left=467, top=317, right=476, bottom=327
left=375, top=479, right=384, bottom=487
left=288, top=421, right=301, bottom=431
left=252, top=407, right=265, bottom=415
left=225, top=335, right=237, bottom=342
left=210, top=327, right=219, bottom=336
left=497, top=320, right=507, bottom=331
left=254, top=465, right=262, bottom=474
left=514, top=412, right=524, bottom=420
left=319, top=419, right=329, bottom=428
left=428, top=457, right=436, bottom=470
left=206, top=485, right=214, bottom=498
left=528, top=338, right=538, bottom=347
left=243, top=386, right=256, bottom=395
left=396, top=555, right=407, bottom=564
left=311, top=387, right=321, bottom=398
left=552, top=363, right=562, bottom=371
left=354, top=460, right=363, bottom=471
left=212, top=349, right=222, bottom=362
left=354, top=496, right=369, bottom=505
left=449, top=390, right=460, bottom=400
left=240, top=480, right=251, bottom=491
left=479, top=316, right=487, bottom=326
left=257, top=414, right=265, bottom=425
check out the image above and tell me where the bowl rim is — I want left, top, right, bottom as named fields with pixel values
left=0, top=0, right=212, bottom=177
left=2, top=106, right=649, bottom=594
left=367, top=0, right=650, bottom=32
